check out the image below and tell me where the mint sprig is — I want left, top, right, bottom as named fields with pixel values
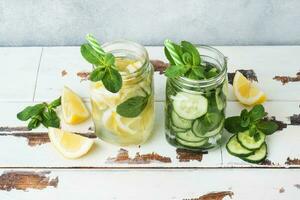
left=224, top=104, right=279, bottom=140
left=17, top=97, right=61, bottom=130
left=164, top=40, right=214, bottom=80
left=80, top=34, right=122, bottom=93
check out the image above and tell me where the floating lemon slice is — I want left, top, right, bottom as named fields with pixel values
left=233, top=71, right=266, bottom=106
left=48, top=127, right=94, bottom=159
left=62, top=86, right=90, bottom=124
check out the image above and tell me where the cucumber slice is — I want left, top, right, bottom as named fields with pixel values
left=176, top=138, right=209, bottom=148
left=226, top=135, right=254, bottom=157
left=172, top=92, right=208, bottom=120
left=237, top=130, right=266, bottom=150
left=241, top=143, right=267, bottom=164
left=215, top=88, right=226, bottom=111
left=176, top=130, right=205, bottom=143
left=171, top=123, right=187, bottom=132
left=192, top=112, right=224, bottom=137
left=171, top=111, right=193, bottom=129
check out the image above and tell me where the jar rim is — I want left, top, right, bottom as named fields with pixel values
left=174, top=45, right=227, bottom=88
left=101, top=40, right=150, bottom=81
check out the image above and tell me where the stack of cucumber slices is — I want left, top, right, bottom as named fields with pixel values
left=224, top=105, right=279, bottom=164
left=168, top=88, right=226, bottom=150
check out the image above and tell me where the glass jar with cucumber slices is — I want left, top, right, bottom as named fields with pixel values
left=81, top=35, right=154, bottom=146
left=164, top=41, right=227, bottom=151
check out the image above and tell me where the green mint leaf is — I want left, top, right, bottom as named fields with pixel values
left=80, top=43, right=102, bottom=65
left=49, top=97, right=61, bottom=108
left=27, top=115, right=42, bottom=130
left=164, top=47, right=175, bottom=65
left=240, top=109, right=250, bottom=128
left=164, top=40, right=184, bottom=66
left=253, top=131, right=261, bottom=142
left=249, top=104, right=266, bottom=122
left=192, top=66, right=205, bottom=79
left=116, top=96, right=148, bottom=118
left=256, top=120, right=278, bottom=135
left=224, top=116, right=247, bottom=133
left=89, top=67, right=106, bottom=82
left=249, top=124, right=257, bottom=137
left=41, top=109, right=60, bottom=128
left=102, top=67, right=122, bottom=93
left=165, top=65, right=188, bottom=78
left=182, top=52, right=193, bottom=65
left=103, top=53, right=115, bottom=67
left=181, top=41, right=201, bottom=66
left=17, top=104, right=46, bottom=121
left=206, top=68, right=219, bottom=79
left=85, top=34, right=105, bottom=56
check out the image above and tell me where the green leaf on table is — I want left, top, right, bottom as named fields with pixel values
left=102, top=67, right=122, bottom=93
left=256, top=120, right=279, bottom=135
left=249, top=104, right=266, bottom=122
left=49, top=97, right=61, bottom=108
left=181, top=41, right=201, bottom=66
left=116, top=96, right=148, bottom=118
left=165, top=65, right=188, bottom=78
left=80, top=43, right=102, bottom=64
left=240, top=109, right=250, bottom=128
left=249, top=124, right=257, bottom=137
left=17, top=104, right=46, bottom=121
left=27, top=115, right=42, bottom=130
left=89, top=67, right=106, bottom=82
left=41, top=109, right=60, bottom=128
left=224, top=116, right=247, bottom=133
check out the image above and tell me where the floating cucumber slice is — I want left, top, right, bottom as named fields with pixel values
left=215, top=88, right=226, bottom=111
left=237, top=130, right=266, bottom=150
left=176, top=130, right=205, bottom=143
left=241, top=143, right=267, bottom=164
left=171, top=111, right=193, bottom=129
left=172, top=92, right=208, bottom=120
left=226, top=135, right=254, bottom=157
left=176, top=137, right=209, bottom=148
left=192, top=112, right=224, bottom=137
left=170, top=123, right=187, bottom=132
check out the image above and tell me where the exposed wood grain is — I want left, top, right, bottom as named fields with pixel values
left=176, top=149, right=208, bottom=162
left=106, top=148, right=171, bottom=164
left=285, top=157, right=300, bottom=165
left=183, top=191, right=234, bottom=200
left=273, top=71, right=300, bottom=84
left=0, top=171, right=58, bottom=191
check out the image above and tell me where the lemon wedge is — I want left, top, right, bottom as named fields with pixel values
left=233, top=71, right=266, bottom=106
left=62, top=86, right=90, bottom=124
left=48, top=127, right=94, bottom=159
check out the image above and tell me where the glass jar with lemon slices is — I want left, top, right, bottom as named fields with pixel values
left=88, top=40, right=154, bottom=146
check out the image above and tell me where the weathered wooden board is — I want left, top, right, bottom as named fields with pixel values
left=0, top=169, right=299, bottom=200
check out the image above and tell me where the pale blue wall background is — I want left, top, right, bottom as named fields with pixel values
left=0, top=0, right=300, bottom=46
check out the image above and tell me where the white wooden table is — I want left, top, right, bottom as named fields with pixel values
left=0, top=46, right=299, bottom=199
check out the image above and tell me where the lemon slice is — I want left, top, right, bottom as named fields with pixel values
left=62, top=86, right=90, bottom=124
left=48, top=127, right=94, bottom=159
left=233, top=71, right=266, bottom=105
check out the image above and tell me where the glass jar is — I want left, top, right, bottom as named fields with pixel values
left=90, top=40, right=154, bottom=146
left=165, top=45, right=228, bottom=151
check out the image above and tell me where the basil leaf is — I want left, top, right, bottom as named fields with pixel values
left=249, top=104, right=266, bottom=122
left=164, top=40, right=184, bottom=66
left=165, top=65, right=188, bottom=78
left=256, top=120, right=278, bottom=135
left=80, top=43, right=102, bottom=65
left=206, top=68, right=219, bottom=79
left=192, top=66, right=205, bottom=79
left=102, top=67, right=122, bottom=93
left=116, top=96, right=148, bottom=118
left=41, top=109, right=60, bottom=128
left=224, top=116, right=247, bottom=133
left=89, top=67, right=106, bottom=82
left=49, top=97, right=61, bottom=108
left=28, top=115, right=42, bottom=130
left=240, top=109, right=250, bottom=128
left=249, top=124, right=257, bottom=137
left=186, top=69, right=199, bottom=80
left=164, top=47, right=175, bottom=65
left=181, top=41, right=201, bottom=66
left=17, top=104, right=46, bottom=121
left=104, top=53, right=115, bottom=67
left=182, top=52, right=193, bottom=65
